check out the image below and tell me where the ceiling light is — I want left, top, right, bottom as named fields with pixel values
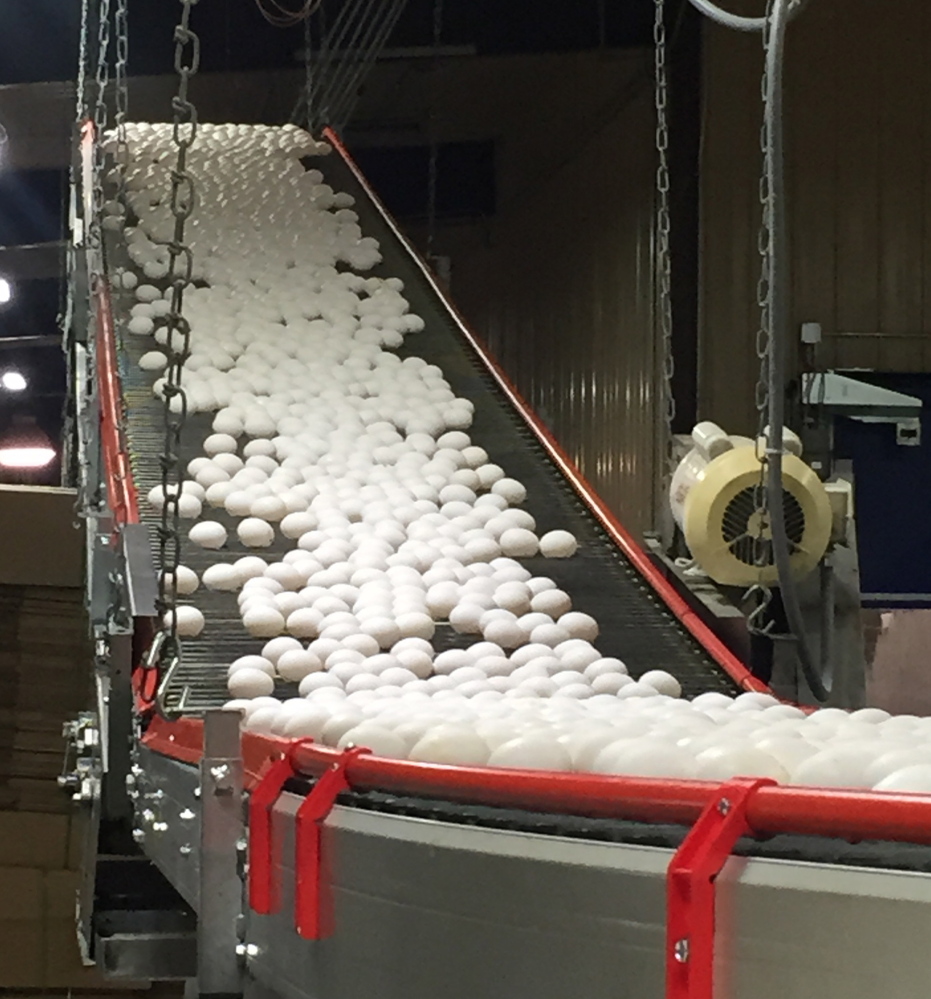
left=0, top=279, right=12, bottom=304
left=0, top=370, right=26, bottom=392
left=0, top=415, right=55, bottom=469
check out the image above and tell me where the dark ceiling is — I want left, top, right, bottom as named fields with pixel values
left=0, top=1, right=654, bottom=86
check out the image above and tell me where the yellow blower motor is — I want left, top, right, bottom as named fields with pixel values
left=669, top=421, right=832, bottom=587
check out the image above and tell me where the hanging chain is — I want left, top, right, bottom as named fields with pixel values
left=91, top=0, right=113, bottom=250
left=76, top=0, right=91, bottom=123
left=426, top=0, right=443, bottom=260
left=747, top=0, right=776, bottom=633
left=157, top=0, right=201, bottom=664
left=113, top=0, right=129, bottom=198
left=654, top=0, right=675, bottom=476
left=303, top=11, right=314, bottom=132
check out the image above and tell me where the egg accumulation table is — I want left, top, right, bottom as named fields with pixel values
left=85, top=124, right=931, bottom=999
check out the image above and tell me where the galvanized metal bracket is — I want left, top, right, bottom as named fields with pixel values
left=294, top=747, right=369, bottom=940
left=665, top=776, right=775, bottom=999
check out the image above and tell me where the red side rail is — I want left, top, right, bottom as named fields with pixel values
left=322, top=127, right=764, bottom=695
left=142, top=718, right=931, bottom=848
left=95, top=275, right=140, bottom=529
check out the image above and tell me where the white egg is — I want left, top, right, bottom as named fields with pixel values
left=408, top=725, right=490, bottom=766
left=238, top=518, right=275, bottom=548
left=228, top=668, right=275, bottom=698
left=487, top=735, right=571, bottom=771
left=161, top=565, right=199, bottom=596
left=189, top=521, right=228, bottom=549
left=242, top=605, right=285, bottom=638
left=538, top=530, right=579, bottom=558
left=164, top=605, right=205, bottom=637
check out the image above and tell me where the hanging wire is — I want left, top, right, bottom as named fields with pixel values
left=254, top=0, right=323, bottom=29
left=291, top=0, right=410, bottom=134
left=155, top=0, right=202, bottom=691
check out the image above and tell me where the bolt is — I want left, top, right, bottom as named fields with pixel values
left=718, top=798, right=732, bottom=816
left=674, top=938, right=689, bottom=964
left=179, top=844, right=192, bottom=856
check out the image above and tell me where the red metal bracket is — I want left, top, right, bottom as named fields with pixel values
left=666, top=776, right=775, bottom=999
left=248, top=754, right=299, bottom=915
left=294, top=747, right=368, bottom=940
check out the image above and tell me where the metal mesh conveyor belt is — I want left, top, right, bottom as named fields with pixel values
left=113, top=148, right=741, bottom=712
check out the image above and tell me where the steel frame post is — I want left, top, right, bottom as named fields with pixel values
left=197, top=710, right=245, bottom=998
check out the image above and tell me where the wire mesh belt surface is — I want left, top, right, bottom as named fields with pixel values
left=115, top=152, right=739, bottom=712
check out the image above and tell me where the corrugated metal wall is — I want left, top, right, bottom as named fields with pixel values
left=453, top=52, right=659, bottom=534
left=700, top=0, right=931, bottom=433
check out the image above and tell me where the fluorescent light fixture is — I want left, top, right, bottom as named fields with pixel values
left=0, top=279, right=11, bottom=304
left=0, top=370, right=26, bottom=392
left=0, top=415, right=55, bottom=469
left=0, top=446, right=55, bottom=469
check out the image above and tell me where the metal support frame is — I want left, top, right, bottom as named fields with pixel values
left=665, top=777, right=776, bottom=999
left=197, top=710, right=245, bottom=997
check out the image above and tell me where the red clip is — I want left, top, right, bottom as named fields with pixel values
left=294, top=747, right=367, bottom=940
left=248, top=754, right=298, bottom=915
left=666, top=777, right=774, bottom=999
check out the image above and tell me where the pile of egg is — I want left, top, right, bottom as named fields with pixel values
left=112, top=122, right=931, bottom=796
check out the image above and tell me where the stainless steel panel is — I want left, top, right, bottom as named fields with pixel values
left=243, top=794, right=931, bottom=999
left=136, top=746, right=202, bottom=910
left=198, top=711, right=246, bottom=995
left=136, top=749, right=931, bottom=999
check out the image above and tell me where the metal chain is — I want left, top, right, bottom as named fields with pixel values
left=91, top=0, right=113, bottom=250
left=747, top=0, right=776, bottom=632
left=654, top=0, right=675, bottom=474
left=157, top=0, right=202, bottom=665
left=426, top=0, right=443, bottom=259
left=114, top=0, right=129, bottom=198
left=303, top=11, right=314, bottom=132
left=76, top=0, right=91, bottom=123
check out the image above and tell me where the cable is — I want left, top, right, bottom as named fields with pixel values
left=684, top=0, right=809, bottom=32
left=761, top=0, right=829, bottom=701
left=254, top=0, right=323, bottom=29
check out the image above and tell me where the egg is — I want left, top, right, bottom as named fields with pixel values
left=189, top=521, right=228, bottom=549
left=165, top=605, right=205, bottom=637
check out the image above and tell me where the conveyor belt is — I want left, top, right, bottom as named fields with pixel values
left=114, top=144, right=741, bottom=711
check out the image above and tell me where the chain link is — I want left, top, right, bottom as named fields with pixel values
left=113, top=0, right=129, bottom=198
left=747, top=0, right=776, bottom=633
left=76, top=0, right=91, bottom=123
left=654, top=0, right=675, bottom=476
left=91, top=0, right=113, bottom=251
left=426, top=0, right=443, bottom=260
left=157, top=0, right=202, bottom=664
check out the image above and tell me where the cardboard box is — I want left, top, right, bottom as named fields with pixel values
left=0, top=811, right=69, bottom=868
left=45, top=868, right=80, bottom=920
left=0, top=919, right=45, bottom=986
left=0, top=866, right=44, bottom=920
left=45, top=917, right=151, bottom=990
